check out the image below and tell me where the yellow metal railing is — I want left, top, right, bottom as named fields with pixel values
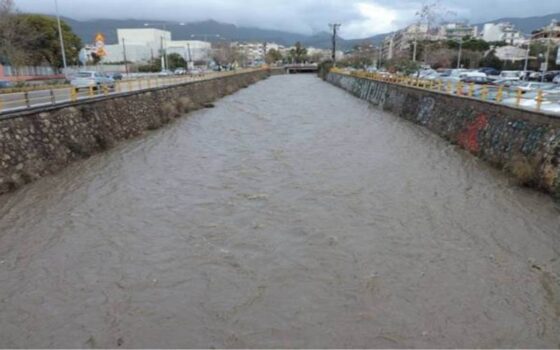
left=329, top=68, right=555, bottom=114
left=0, top=68, right=265, bottom=114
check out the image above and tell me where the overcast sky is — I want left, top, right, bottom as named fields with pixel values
left=13, top=0, right=560, bottom=39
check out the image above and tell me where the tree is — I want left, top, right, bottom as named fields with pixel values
left=415, top=1, right=454, bottom=32
left=166, top=53, right=186, bottom=70
left=411, top=1, right=456, bottom=63
left=137, top=57, right=162, bottom=72
left=447, top=37, right=489, bottom=52
left=0, top=0, right=34, bottom=66
left=289, top=42, right=308, bottom=64
left=425, top=48, right=456, bottom=69
left=339, top=52, right=374, bottom=68
left=19, top=14, right=82, bottom=68
left=479, top=50, right=503, bottom=70
left=308, top=52, right=325, bottom=64
left=386, top=58, right=421, bottom=74
left=212, top=41, right=236, bottom=66
left=459, top=50, right=484, bottom=69
left=265, top=48, right=283, bottom=64
left=529, top=41, right=559, bottom=71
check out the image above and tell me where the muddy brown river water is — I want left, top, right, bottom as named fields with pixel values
left=0, top=75, right=559, bottom=348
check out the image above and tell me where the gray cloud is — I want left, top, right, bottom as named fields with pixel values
left=14, top=0, right=560, bottom=39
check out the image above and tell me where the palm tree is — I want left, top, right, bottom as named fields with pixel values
left=289, top=42, right=308, bottom=64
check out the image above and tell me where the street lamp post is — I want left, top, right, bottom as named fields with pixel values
left=542, top=19, right=557, bottom=82
left=329, top=23, right=341, bottom=67
left=54, top=0, right=67, bottom=71
left=377, top=45, right=382, bottom=69
left=122, top=38, right=129, bottom=75
left=144, top=22, right=170, bottom=71
left=523, top=35, right=533, bottom=81
left=457, top=38, right=463, bottom=69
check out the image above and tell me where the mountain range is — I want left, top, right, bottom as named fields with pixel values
left=61, top=12, right=560, bottom=51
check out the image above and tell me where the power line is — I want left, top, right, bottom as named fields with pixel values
left=329, top=23, right=341, bottom=67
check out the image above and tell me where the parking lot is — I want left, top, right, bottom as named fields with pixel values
left=340, top=68, right=560, bottom=115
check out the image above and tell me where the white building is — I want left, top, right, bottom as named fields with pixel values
left=103, top=43, right=152, bottom=63
left=382, top=35, right=394, bottom=60
left=307, top=47, right=341, bottom=62
left=118, top=28, right=171, bottom=54
left=234, top=42, right=266, bottom=62
left=102, top=28, right=212, bottom=64
left=494, top=45, right=528, bottom=62
left=482, top=23, right=524, bottom=45
left=438, top=23, right=478, bottom=41
left=167, top=40, right=212, bottom=62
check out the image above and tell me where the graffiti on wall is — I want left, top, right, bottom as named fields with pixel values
left=457, top=114, right=488, bottom=154
left=417, top=97, right=435, bottom=125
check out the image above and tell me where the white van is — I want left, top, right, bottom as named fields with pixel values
left=499, top=71, right=522, bottom=81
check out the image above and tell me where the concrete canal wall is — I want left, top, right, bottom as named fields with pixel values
left=0, top=70, right=269, bottom=195
left=326, top=72, right=560, bottom=197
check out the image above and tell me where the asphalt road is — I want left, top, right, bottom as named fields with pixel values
left=0, top=73, right=222, bottom=114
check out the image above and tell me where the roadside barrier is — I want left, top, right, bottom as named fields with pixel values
left=331, top=68, right=558, bottom=114
left=0, top=68, right=264, bottom=115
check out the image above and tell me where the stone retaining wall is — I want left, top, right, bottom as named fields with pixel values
left=327, top=72, right=560, bottom=197
left=0, top=70, right=269, bottom=195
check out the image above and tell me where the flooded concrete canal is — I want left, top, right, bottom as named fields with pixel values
left=0, top=75, right=559, bottom=348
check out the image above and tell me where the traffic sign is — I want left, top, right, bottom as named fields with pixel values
left=94, top=33, right=106, bottom=57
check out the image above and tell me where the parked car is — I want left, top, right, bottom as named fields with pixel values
left=515, top=82, right=556, bottom=92
left=158, top=70, right=174, bottom=77
left=411, top=69, right=439, bottom=80
left=499, top=70, right=523, bottom=80
left=449, top=69, right=470, bottom=79
left=543, top=70, right=560, bottom=82
left=461, top=76, right=492, bottom=85
left=109, top=72, right=123, bottom=80
left=174, top=68, right=187, bottom=75
left=499, top=70, right=523, bottom=81
left=188, top=68, right=206, bottom=76
left=70, top=71, right=115, bottom=90
left=492, top=79, right=521, bottom=88
left=553, top=74, right=560, bottom=84
left=503, top=89, right=560, bottom=113
left=0, top=80, right=13, bottom=89
left=478, top=67, right=500, bottom=77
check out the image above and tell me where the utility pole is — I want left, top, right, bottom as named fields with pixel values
left=542, top=19, right=556, bottom=82
left=263, top=42, right=268, bottom=63
left=457, top=38, right=463, bottom=69
left=523, top=39, right=531, bottom=81
left=122, top=38, right=129, bottom=76
left=54, top=0, right=67, bottom=71
left=412, top=22, right=420, bottom=62
left=160, top=36, right=165, bottom=70
left=187, top=42, right=192, bottom=70
left=329, top=23, right=341, bottom=66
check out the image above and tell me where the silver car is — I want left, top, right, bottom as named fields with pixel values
left=70, top=71, right=115, bottom=90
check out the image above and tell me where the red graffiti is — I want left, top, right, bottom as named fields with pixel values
left=457, top=114, right=488, bottom=153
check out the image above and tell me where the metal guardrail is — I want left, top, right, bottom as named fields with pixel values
left=330, top=68, right=560, bottom=115
left=0, top=68, right=264, bottom=115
